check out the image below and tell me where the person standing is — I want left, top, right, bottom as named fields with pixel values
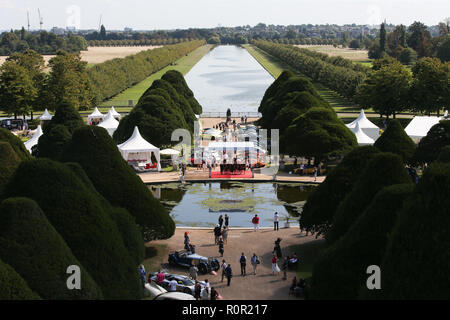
left=225, top=264, right=233, bottom=286
left=274, top=238, right=282, bottom=259
left=169, top=278, right=178, bottom=292
left=239, top=253, right=247, bottom=276
left=274, top=212, right=279, bottom=231
left=194, top=281, right=202, bottom=300
left=189, top=263, right=198, bottom=280
left=225, top=214, right=230, bottom=228
left=221, top=260, right=227, bottom=282
left=218, top=237, right=224, bottom=257
left=218, top=215, right=224, bottom=229
left=313, top=167, right=318, bottom=182
left=272, top=254, right=280, bottom=275
left=252, top=214, right=260, bottom=231
left=184, top=232, right=190, bottom=251
left=282, top=256, right=289, bottom=280
left=222, top=227, right=228, bottom=244
left=214, top=224, right=222, bottom=244
left=250, top=253, right=260, bottom=275
left=210, top=287, right=219, bottom=300
left=138, top=265, right=147, bottom=295
left=156, top=270, right=165, bottom=285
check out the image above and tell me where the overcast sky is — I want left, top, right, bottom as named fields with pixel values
left=0, top=0, right=448, bottom=31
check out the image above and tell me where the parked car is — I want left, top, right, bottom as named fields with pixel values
left=149, top=272, right=207, bottom=295
left=145, top=282, right=195, bottom=300
left=168, top=249, right=220, bottom=274
left=1, top=119, right=27, bottom=130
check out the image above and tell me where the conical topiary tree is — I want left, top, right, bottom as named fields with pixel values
left=437, top=145, right=450, bottom=163
left=414, top=120, right=450, bottom=164
left=36, top=124, right=72, bottom=160
left=326, top=152, right=411, bottom=245
left=0, top=128, right=32, bottom=160
left=0, top=142, right=21, bottom=195
left=373, top=163, right=450, bottom=299
left=0, top=258, right=40, bottom=300
left=374, top=119, right=416, bottom=163
left=62, top=126, right=175, bottom=241
left=43, top=101, right=84, bottom=135
left=2, top=159, right=142, bottom=299
left=0, top=197, right=103, bottom=300
left=311, top=184, right=414, bottom=300
left=300, top=146, right=381, bottom=236
left=65, top=162, right=145, bottom=265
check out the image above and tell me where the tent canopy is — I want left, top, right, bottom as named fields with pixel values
left=405, top=116, right=442, bottom=143
left=351, top=122, right=375, bottom=146
left=110, top=107, right=122, bottom=120
left=24, top=125, right=43, bottom=152
left=39, top=109, right=53, bottom=121
left=160, top=148, right=181, bottom=156
left=205, top=141, right=258, bottom=151
left=87, top=107, right=105, bottom=124
left=98, top=111, right=119, bottom=136
left=346, top=109, right=380, bottom=140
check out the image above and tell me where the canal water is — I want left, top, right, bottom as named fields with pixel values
left=185, top=45, right=275, bottom=115
left=150, top=182, right=315, bottom=228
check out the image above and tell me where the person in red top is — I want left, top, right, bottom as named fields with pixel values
left=272, top=254, right=280, bottom=275
left=252, top=214, right=260, bottom=231
left=156, top=270, right=165, bottom=285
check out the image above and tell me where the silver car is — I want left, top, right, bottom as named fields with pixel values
left=150, top=272, right=207, bottom=295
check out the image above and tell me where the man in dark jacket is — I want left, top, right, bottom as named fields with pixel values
left=225, top=264, right=233, bottom=286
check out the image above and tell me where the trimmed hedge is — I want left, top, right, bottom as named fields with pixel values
left=2, top=159, right=142, bottom=299
left=36, top=124, right=72, bottom=160
left=375, top=163, right=450, bottom=299
left=0, top=142, right=21, bottom=195
left=311, top=184, right=414, bottom=300
left=65, top=162, right=145, bottom=265
left=0, top=258, right=40, bottom=300
left=300, top=146, right=381, bottom=236
left=43, top=101, right=85, bottom=135
left=87, top=40, right=206, bottom=103
left=437, top=145, right=450, bottom=163
left=62, top=126, right=175, bottom=241
left=0, top=127, right=31, bottom=160
left=0, top=197, right=103, bottom=300
left=326, top=152, right=412, bottom=245
left=414, top=120, right=450, bottom=164
left=374, top=119, right=416, bottom=163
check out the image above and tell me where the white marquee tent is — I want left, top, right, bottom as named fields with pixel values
left=110, top=107, right=122, bottom=121
left=118, top=127, right=161, bottom=171
left=24, top=125, right=43, bottom=152
left=98, top=111, right=119, bottom=136
left=39, top=109, right=53, bottom=121
left=404, top=116, right=443, bottom=143
left=87, top=107, right=105, bottom=125
left=346, top=109, right=380, bottom=141
left=350, top=122, right=375, bottom=146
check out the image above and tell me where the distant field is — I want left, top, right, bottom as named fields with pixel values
left=0, top=45, right=162, bottom=68
left=100, top=44, right=214, bottom=107
left=295, top=45, right=369, bottom=62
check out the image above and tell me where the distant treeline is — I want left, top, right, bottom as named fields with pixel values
left=253, top=40, right=367, bottom=99
left=88, top=38, right=196, bottom=47
left=0, top=29, right=87, bottom=55
left=87, top=40, right=206, bottom=103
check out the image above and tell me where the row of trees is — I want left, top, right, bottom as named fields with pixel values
left=113, top=70, right=202, bottom=147
left=0, top=29, right=87, bottom=55
left=369, top=21, right=450, bottom=63
left=356, top=57, right=449, bottom=118
left=87, top=40, right=205, bottom=104
left=253, top=40, right=367, bottom=99
left=302, top=118, right=450, bottom=299
left=88, top=38, right=196, bottom=47
left=0, top=98, right=176, bottom=299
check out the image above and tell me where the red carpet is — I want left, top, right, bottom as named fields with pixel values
left=211, top=171, right=253, bottom=179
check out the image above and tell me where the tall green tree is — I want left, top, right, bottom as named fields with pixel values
left=411, top=57, right=449, bottom=115
left=407, top=21, right=432, bottom=57
left=380, top=23, right=387, bottom=53
left=356, top=60, right=412, bottom=118
left=0, top=61, right=37, bottom=119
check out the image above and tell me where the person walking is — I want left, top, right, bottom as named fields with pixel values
left=272, top=254, right=280, bottom=275
left=218, top=237, right=224, bottom=257
left=252, top=214, right=260, bottom=231
left=221, top=260, right=227, bottom=282
left=184, top=232, right=190, bottom=251
left=313, top=166, right=318, bottom=182
left=218, top=215, right=224, bottom=229
left=274, top=212, right=279, bottom=231
left=225, top=214, right=229, bottom=228
left=250, top=253, right=260, bottom=275
left=239, top=253, right=247, bottom=276
left=222, top=227, right=228, bottom=244
left=225, top=264, right=233, bottom=286
left=210, top=287, right=219, bottom=300
left=189, top=263, right=198, bottom=280
left=274, top=238, right=282, bottom=259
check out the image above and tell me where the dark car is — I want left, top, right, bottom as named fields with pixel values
left=168, top=249, right=220, bottom=274
left=1, top=119, right=27, bottom=130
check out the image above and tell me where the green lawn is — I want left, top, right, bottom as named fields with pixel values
left=287, top=239, right=326, bottom=281
left=243, top=44, right=361, bottom=114
left=100, top=45, right=214, bottom=107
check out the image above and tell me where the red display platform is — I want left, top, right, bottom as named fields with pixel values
left=211, top=171, right=253, bottom=179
